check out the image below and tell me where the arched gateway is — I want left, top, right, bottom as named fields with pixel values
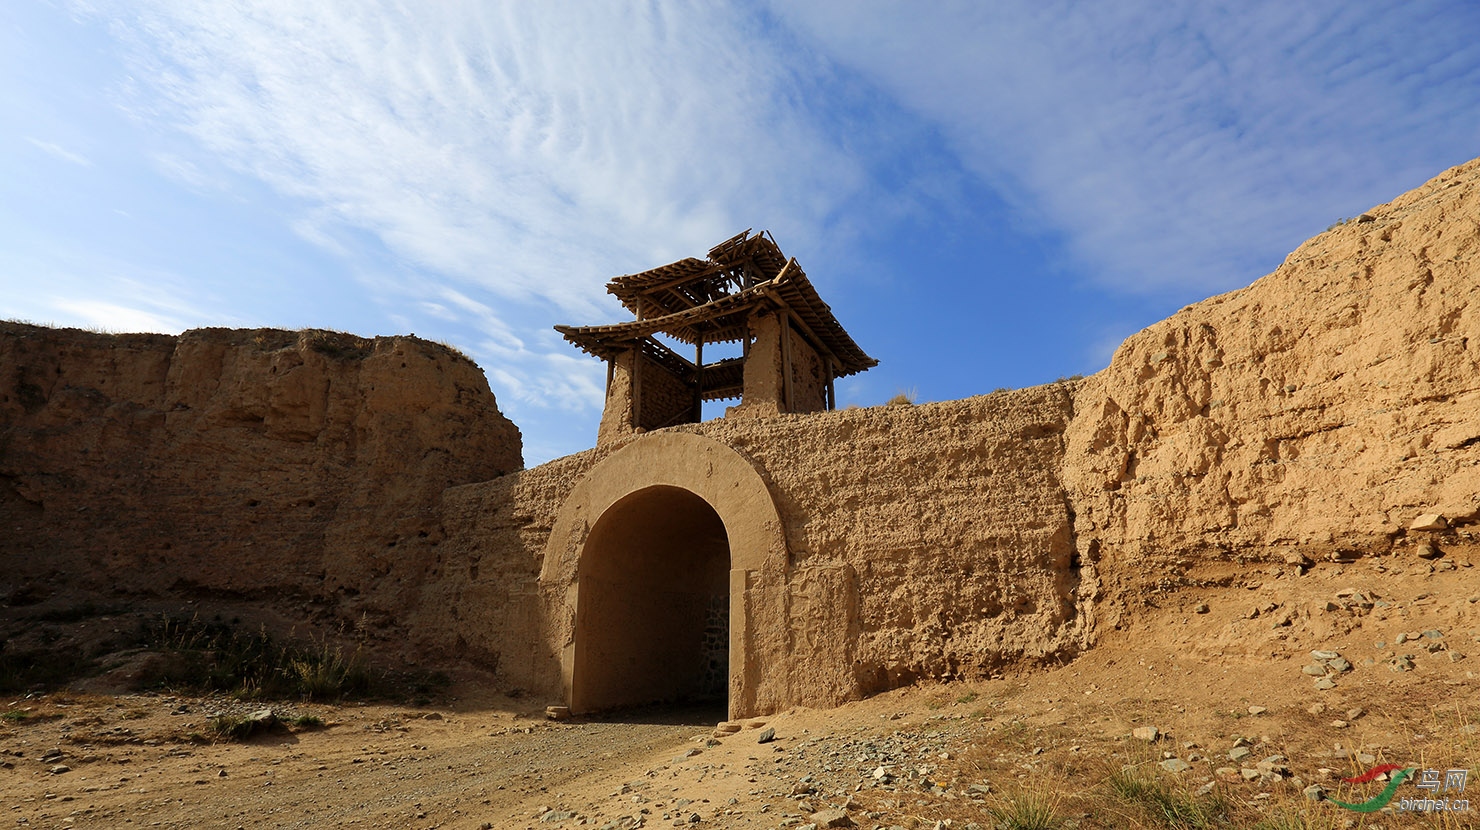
left=538, top=432, right=787, bottom=720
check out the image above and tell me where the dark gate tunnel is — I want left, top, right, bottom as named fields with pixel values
left=571, top=485, right=731, bottom=715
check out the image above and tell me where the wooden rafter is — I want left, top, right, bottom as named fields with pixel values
left=558, top=230, right=877, bottom=382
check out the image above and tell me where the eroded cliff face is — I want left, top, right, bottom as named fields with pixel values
left=0, top=325, right=521, bottom=632
left=1064, top=158, right=1480, bottom=626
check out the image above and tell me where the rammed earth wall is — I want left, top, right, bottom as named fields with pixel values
left=5, top=157, right=1479, bottom=718
left=429, top=384, right=1087, bottom=715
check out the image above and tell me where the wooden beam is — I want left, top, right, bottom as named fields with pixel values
left=635, top=264, right=723, bottom=298
left=693, top=340, right=704, bottom=422
left=766, top=276, right=838, bottom=366
left=825, top=356, right=836, bottom=411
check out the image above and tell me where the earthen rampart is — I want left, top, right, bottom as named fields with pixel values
left=0, top=325, right=520, bottom=634
left=426, top=385, right=1084, bottom=716
left=4, top=157, right=1479, bottom=718
left=1063, top=156, right=1480, bottom=628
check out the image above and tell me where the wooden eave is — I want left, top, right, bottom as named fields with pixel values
left=562, top=230, right=877, bottom=377
left=556, top=280, right=773, bottom=355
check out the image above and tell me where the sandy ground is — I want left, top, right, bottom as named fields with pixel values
left=4, top=552, right=1477, bottom=830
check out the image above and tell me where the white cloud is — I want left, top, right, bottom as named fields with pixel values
left=26, top=137, right=92, bottom=167
left=0, top=236, right=232, bottom=335
left=64, top=0, right=883, bottom=456
left=48, top=299, right=185, bottom=333
left=771, top=1, right=1480, bottom=293
left=149, top=152, right=220, bottom=191
left=81, top=0, right=866, bottom=316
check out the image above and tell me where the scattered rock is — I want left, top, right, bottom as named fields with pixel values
left=1132, top=726, right=1160, bottom=742
left=1247, top=706, right=1267, bottom=716
left=1284, top=551, right=1314, bottom=568
left=1159, top=758, right=1192, bottom=773
left=809, top=808, right=855, bottom=828
left=1257, top=755, right=1289, bottom=773
left=545, top=706, right=570, bottom=721
left=1345, top=708, right=1364, bottom=720
left=1304, top=784, right=1325, bottom=801
left=1193, top=603, right=1210, bottom=614
left=1314, top=677, right=1336, bottom=690
left=1228, top=746, right=1253, bottom=762
left=1410, top=513, right=1448, bottom=532
left=48, top=764, right=70, bottom=775
left=757, top=728, right=776, bottom=744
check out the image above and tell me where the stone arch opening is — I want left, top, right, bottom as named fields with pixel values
left=571, top=485, right=730, bottom=713
left=540, top=432, right=790, bottom=720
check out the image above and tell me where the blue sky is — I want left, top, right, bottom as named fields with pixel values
left=3, top=2, right=1478, bottom=465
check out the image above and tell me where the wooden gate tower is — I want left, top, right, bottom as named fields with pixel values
left=557, top=230, right=877, bottom=444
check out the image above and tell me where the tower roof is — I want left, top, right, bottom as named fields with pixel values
left=556, top=230, right=877, bottom=377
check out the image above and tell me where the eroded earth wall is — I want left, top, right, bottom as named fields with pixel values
left=1063, top=157, right=1480, bottom=628
left=5, top=156, right=1479, bottom=714
left=0, top=325, right=521, bottom=644
left=431, top=385, right=1085, bottom=711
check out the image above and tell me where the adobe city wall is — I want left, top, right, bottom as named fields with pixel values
left=4, top=157, right=1477, bottom=716
left=423, top=157, right=1480, bottom=715
left=0, top=324, right=521, bottom=637
left=426, top=384, right=1087, bottom=716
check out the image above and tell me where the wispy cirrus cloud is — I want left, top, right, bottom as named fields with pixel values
left=65, top=0, right=879, bottom=453
left=82, top=0, right=865, bottom=316
left=771, top=1, right=1480, bottom=294
left=24, top=0, right=1480, bottom=464
left=25, top=137, right=93, bottom=167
